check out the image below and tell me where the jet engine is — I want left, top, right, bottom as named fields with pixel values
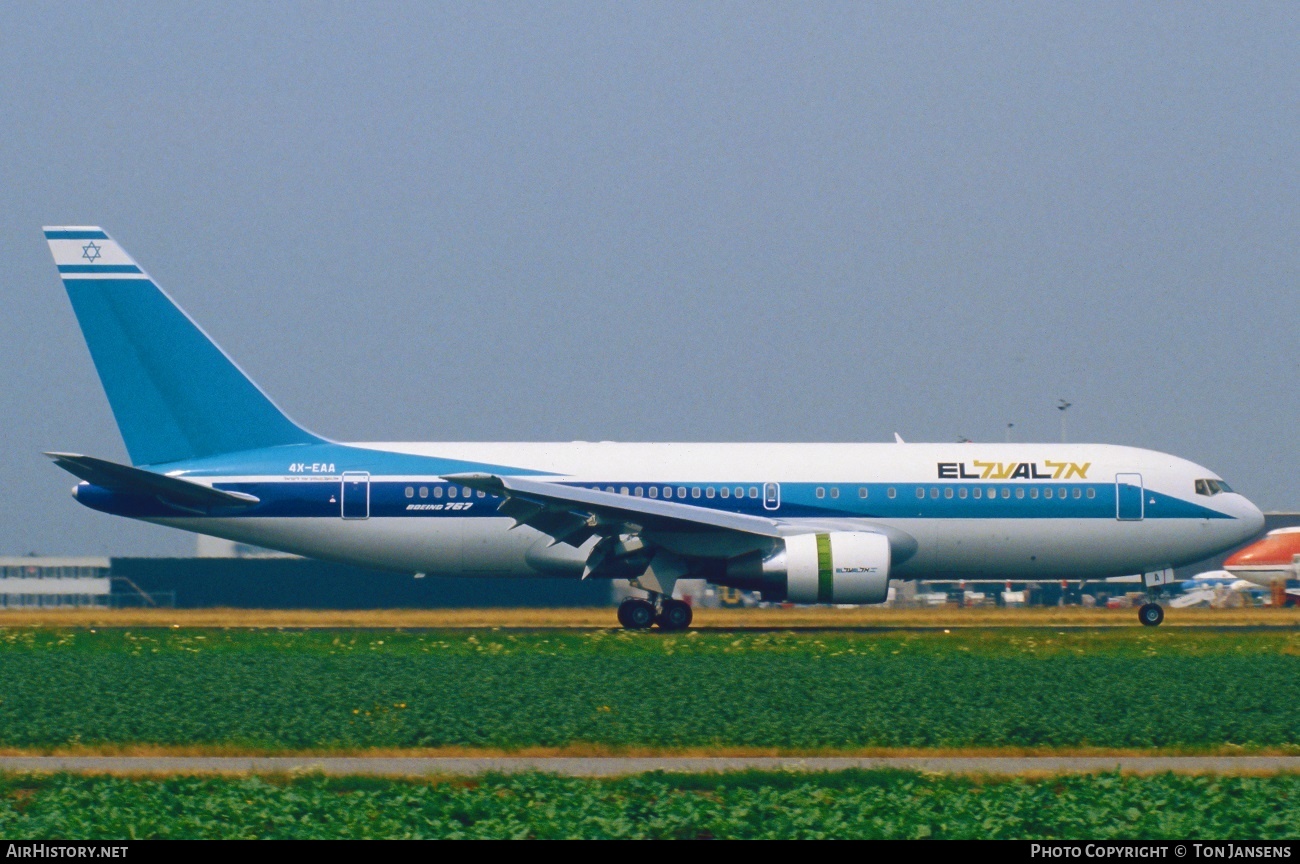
left=719, top=531, right=891, bottom=604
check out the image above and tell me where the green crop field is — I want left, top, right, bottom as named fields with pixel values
left=0, top=628, right=1296, bottom=752
left=0, top=770, right=1295, bottom=839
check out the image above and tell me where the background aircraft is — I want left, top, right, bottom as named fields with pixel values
left=1222, top=527, right=1300, bottom=606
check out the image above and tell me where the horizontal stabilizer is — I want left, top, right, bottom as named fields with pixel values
left=45, top=452, right=259, bottom=511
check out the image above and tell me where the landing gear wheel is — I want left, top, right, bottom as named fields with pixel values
left=1138, top=602, right=1164, bottom=627
left=618, top=598, right=656, bottom=630
left=656, top=599, right=693, bottom=631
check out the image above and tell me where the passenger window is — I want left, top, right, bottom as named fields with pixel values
left=692, top=488, right=701, bottom=498
left=706, top=487, right=715, bottom=499
left=735, top=487, right=745, bottom=498
left=958, top=487, right=968, bottom=499
left=634, top=487, right=643, bottom=497
left=944, top=487, right=954, bottom=499
left=682, top=487, right=690, bottom=499
left=816, top=487, right=825, bottom=499
left=662, top=487, right=671, bottom=499
left=829, top=487, right=839, bottom=499
left=1030, top=488, right=1038, bottom=499
left=1072, top=488, right=1081, bottom=499
left=720, top=487, right=730, bottom=498
left=1044, top=488, right=1052, bottom=499
left=887, top=487, right=896, bottom=499
left=1015, top=488, right=1025, bottom=499
left=1001, top=488, right=1011, bottom=499
left=973, top=487, right=982, bottom=499
left=1086, top=488, right=1096, bottom=499
left=419, top=487, right=428, bottom=498
left=477, top=490, right=485, bottom=498
left=648, top=487, right=658, bottom=498
left=930, top=487, right=939, bottom=499
left=859, top=487, right=868, bottom=498
left=405, top=487, right=414, bottom=498
left=915, top=487, right=925, bottom=499
left=434, top=486, right=443, bottom=498
left=620, top=486, right=629, bottom=495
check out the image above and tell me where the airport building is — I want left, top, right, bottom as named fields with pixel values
left=0, top=537, right=613, bottom=609
left=0, top=557, right=112, bottom=608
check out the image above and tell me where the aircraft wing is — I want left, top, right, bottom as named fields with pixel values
left=445, top=473, right=785, bottom=546
left=445, top=472, right=804, bottom=585
left=46, top=452, right=260, bottom=512
left=448, top=473, right=921, bottom=589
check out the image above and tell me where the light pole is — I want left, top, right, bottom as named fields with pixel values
left=1057, top=399, right=1072, bottom=443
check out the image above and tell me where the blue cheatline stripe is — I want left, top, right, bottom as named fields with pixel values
left=44, top=230, right=109, bottom=240
left=72, top=477, right=1241, bottom=522
left=58, top=265, right=143, bottom=274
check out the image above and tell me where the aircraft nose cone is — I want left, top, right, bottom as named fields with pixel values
left=1237, top=498, right=1265, bottom=541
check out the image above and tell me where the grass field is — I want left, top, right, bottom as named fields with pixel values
left=0, top=627, right=1295, bottom=755
left=0, top=770, right=1295, bottom=839
left=0, top=606, right=1296, bottom=628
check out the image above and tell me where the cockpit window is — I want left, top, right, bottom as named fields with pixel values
left=1195, top=479, right=1233, bottom=496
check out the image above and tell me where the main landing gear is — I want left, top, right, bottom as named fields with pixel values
left=617, top=596, right=693, bottom=631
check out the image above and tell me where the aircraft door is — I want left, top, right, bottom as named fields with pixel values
left=763, top=482, right=780, bottom=511
left=1115, top=473, right=1143, bottom=521
left=341, top=472, right=370, bottom=519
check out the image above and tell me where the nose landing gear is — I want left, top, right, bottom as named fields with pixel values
left=1138, top=602, right=1164, bottom=627
left=1137, top=568, right=1174, bottom=627
left=616, top=596, right=693, bottom=631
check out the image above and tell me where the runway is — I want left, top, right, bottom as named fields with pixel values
left=0, top=606, right=1296, bottom=629
left=0, top=756, right=1296, bottom=776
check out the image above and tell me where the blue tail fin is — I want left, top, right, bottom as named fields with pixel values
left=45, top=226, right=326, bottom=466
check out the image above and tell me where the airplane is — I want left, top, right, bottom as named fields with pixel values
left=41, top=226, right=1266, bottom=629
left=1168, top=570, right=1262, bottom=607
left=1222, top=527, right=1300, bottom=605
left=1179, top=570, right=1257, bottom=592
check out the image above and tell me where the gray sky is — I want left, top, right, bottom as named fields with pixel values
left=1, top=2, right=1296, bottom=556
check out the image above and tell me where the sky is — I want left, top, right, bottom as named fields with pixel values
left=1, top=2, right=1296, bottom=556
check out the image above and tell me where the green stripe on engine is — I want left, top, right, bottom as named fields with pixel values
left=816, top=533, right=833, bottom=603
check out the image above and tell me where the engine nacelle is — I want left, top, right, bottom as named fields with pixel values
left=721, top=531, right=891, bottom=604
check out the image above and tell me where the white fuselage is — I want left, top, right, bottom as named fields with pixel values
left=129, top=441, right=1264, bottom=583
